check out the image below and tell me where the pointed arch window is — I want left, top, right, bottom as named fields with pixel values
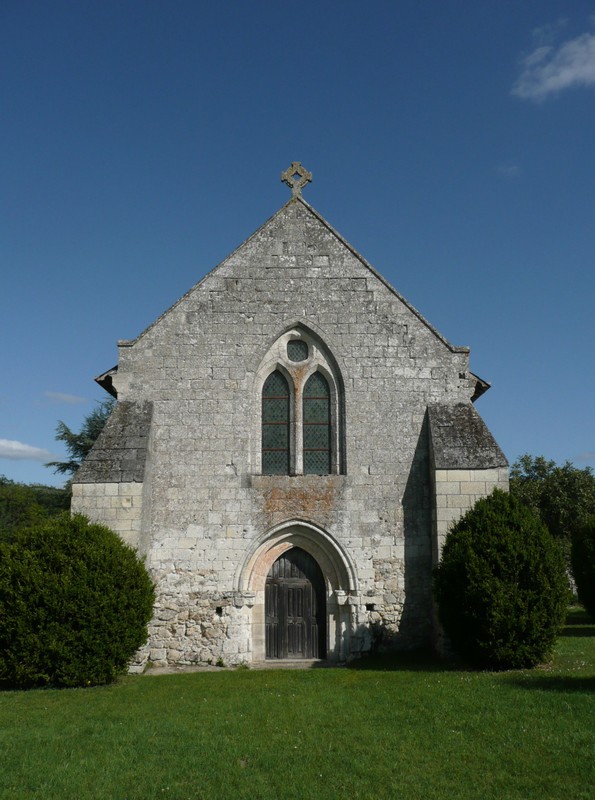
left=257, top=328, right=344, bottom=476
left=262, top=370, right=290, bottom=475
left=303, top=372, right=331, bottom=475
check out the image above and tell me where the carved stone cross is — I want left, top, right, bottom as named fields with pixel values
left=281, top=162, right=313, bottom=197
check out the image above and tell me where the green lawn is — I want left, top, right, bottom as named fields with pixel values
left=1, top=610, right=593, bottom=800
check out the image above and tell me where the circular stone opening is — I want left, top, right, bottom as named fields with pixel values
left=287, top=340, right=309, bottom=362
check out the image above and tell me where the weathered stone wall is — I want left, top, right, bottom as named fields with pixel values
left=431, top=467, right=510, bottom=563
left=71, top=482, right=143, bottom=549
left=72, top=400, right=152, bottom=549
left=76, top=197, right=505, bottom=668
left=427, top=402, right=509, bottom=564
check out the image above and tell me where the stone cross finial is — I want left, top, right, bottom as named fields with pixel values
left=281, top=162, right=313, bottom=197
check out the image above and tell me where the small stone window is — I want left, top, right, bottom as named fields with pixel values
left=262, top=370, right=290, bottom=475
left=287, top=340, right=308, bottom=362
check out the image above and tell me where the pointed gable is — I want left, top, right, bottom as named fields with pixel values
left=123, top=196, right=468, bottom=358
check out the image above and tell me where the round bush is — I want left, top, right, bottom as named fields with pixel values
left=433, top=489, right=567, bottom=670
left=0, top=513, right=155, bottom=688
left=571, top=515, right=595, bottom=618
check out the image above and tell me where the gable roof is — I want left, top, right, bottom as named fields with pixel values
left=118, top=196, right=469, bottom=355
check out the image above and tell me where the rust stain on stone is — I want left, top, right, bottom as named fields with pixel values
left=256, top=478, right=341, bottom=528
left=290, top=364, right=310, bottom=385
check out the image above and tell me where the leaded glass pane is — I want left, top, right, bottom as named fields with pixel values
left=304, top=424, right=330, bottom=449
left=303, top=372, right=331, bottom=475
left=263, top=396, right=289, bottom=422
left=304, top=450, right=331, bottom=475
left=263, top=424, right=289, bottom=449
left=263, top=450, right=290, bottom=475
left=303, top=372, right=329, bottom=397
left=263, top=371, right=289, bottom=395
left=303, top=398, right=329, bottom=423
left=262, top=370, right=290, bottom=475
left=287, top=340, right=309, bottom=362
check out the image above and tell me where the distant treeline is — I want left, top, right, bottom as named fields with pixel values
left=0, top=476, right=70, bottom=541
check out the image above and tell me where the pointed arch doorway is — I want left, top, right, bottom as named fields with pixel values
left=265, top=547, right=326, bottom=659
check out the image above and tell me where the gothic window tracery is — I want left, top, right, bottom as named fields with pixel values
left=258, top=329, right=344, bottom=476
left=287, top=340, right=308, bottom=362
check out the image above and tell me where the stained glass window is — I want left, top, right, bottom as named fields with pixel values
left=303, top=372, right=331, bottom=474
left=262, top=371, right=290, bottom=474
left=287, top=340, right=309, bottom=362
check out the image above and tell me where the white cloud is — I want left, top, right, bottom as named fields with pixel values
left=0, top=439, right=54, bottom=461
left=512, top=31, right=595, bottom=100
left=574, top=451, right=595, bottom=464
left=495, top=162, right=521, bottom=178
left=44, top=391, right=87, bottom=404
left=530, top=18, right=568, bottom=48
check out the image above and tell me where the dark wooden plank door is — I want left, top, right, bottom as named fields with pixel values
left=265, top=547, right=326, bottom=659
left=265, top=580, right=281, bottom=659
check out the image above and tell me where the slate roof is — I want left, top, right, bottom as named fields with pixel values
left=428, top=403, right=508, bottom=470
left=74, top=400, right=153, bottom=483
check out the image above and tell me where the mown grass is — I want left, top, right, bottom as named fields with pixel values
left=1, top=609, right=593, bottom=800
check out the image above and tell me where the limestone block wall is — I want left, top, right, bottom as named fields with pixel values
left=431, top=467, right=510, bottom=564
left=71, top=482, right=143, bottom=550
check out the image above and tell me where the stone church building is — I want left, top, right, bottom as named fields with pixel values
left=72, top=163, right=508, bottom=668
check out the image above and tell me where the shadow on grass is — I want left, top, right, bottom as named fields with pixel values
left=502, top=674, right=595, bottom=694
left=347, top=649, right=461, bottom=673
left=346, top=607, right=595, bottom=675
left=558, top=625, right=595, bottom=637
left=560, top=607, right=595, bottom=636
left=564, top=607, right=594, bottom=625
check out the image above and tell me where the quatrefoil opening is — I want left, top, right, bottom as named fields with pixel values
left=281, top=162, right=313, bottom=197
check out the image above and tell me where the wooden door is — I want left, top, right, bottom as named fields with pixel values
left=265, top=547, right=326, bottom=659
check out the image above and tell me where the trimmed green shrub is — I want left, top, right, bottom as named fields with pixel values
left=433, top=490, right=567, bottom=670
left=571, top=515, right=595, bottom=618
left=0, top=514, right=155, bottom=688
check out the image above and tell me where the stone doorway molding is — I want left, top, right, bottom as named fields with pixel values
left=236, top=520, right=358, bottom=663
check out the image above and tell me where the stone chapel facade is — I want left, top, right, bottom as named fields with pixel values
left=72, top=163, right=508, bottom=669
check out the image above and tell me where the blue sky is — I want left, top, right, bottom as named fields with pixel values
left=2, top=0, right=594, bottom=486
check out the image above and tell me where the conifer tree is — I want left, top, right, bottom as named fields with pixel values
left=46, top=399, right=114, bottom=476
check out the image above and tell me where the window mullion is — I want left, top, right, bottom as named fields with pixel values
left=330, top=384, right=339, bottom=475
left=294, top=380, right=304, bottom=475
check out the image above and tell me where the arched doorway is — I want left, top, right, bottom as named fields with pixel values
left=265, top=547, right=326, bottom=659
left=236, top=520, right=358, bottom=662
